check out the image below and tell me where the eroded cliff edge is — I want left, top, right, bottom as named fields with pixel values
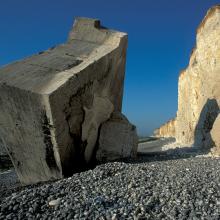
left=155, top=5, right=220, bottom=153
left=154, top=118, right=176, bottom=138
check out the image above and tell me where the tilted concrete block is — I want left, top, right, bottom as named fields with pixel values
left=0, top=17, right=127, bottom=184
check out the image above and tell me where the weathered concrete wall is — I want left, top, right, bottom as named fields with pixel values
left=0, top=18, right=128, bottom=184
left=154, top=118, right=176, bottom=138
left=0, top=138, right=7, bottom=156
left=176, top=5, right=220, bottom=149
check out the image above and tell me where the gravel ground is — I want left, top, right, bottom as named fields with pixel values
left=0, top=153, right=220, bottom=220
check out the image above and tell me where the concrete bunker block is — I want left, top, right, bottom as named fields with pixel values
left=0, top=17, right=127, bottom=184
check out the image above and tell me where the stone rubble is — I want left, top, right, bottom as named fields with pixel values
left=0, top=155, right=220, bottom=219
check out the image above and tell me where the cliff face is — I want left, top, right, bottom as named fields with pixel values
left=176, top=5, right=220, bottom=148
left=211, top=114, right=220, bottom=155
left=155, top=5, right=220, bottom=151
left=154, top=118, right=176, bottom=138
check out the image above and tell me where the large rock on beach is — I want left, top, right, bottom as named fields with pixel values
left=96, top=112, right=138, bottom=162
left=0, top=17, right=128, bottom=184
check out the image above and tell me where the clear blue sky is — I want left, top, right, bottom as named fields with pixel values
left=0, top=0, right=219, bottom=136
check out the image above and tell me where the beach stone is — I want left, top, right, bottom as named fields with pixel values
left=96, top=112, right=138, bottom=162
left=0, top=17, right=128, bottom=184
left=48, top=198, right=61, bottom=207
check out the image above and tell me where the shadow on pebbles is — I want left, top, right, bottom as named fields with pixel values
left=0, top=147, right=220, bottom=220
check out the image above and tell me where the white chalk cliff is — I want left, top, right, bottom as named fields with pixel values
left=154, top=118, right=176, bottom=138
left=155, top=5, right=220, bottom=153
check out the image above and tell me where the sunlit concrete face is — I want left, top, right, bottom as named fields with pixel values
left=0, top=17, right=128, bottom=184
